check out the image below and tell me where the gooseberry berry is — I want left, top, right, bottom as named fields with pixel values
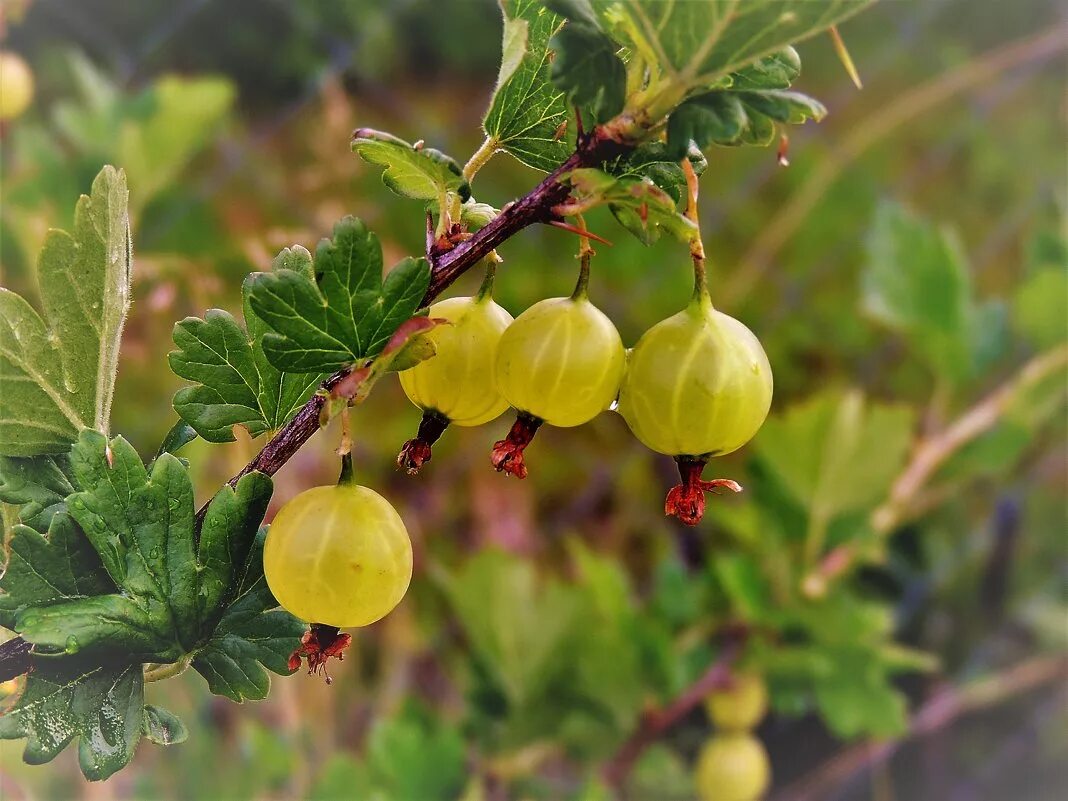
left=491, top=258, right=625, bottom=477
left=618, top=290, right=772, bottom=524
left=263, top=462, right=412, bottom=629
left=694, top=732, right=771, bottom=801
left=0, top=51, right=33, bottom=121
left=397, top=267, right=513, bottom=473
left=705, top=673, right=769, bottom=731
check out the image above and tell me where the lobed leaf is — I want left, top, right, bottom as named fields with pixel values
left=170, top=250, right=325, bottom=443
left=0, top=514, right=114, bottom=629
left=247, top=216, right=431, bottom=373
left=0, top=660, right=144, bottom=781
left=352, top=128, right=470, bottom=203
left=0, top=166, right=131, bottom=456
left=192, top=529, right=305, bottom=702
left=0, top=454, right=75, bottom=532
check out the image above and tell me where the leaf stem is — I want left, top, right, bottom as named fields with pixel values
left=462, top=135, right=500, bottom=183
left=143, top=654, right=192, bottom=682
left=681, top=157, right=711, bottom=308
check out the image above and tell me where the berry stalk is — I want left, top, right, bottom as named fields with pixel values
left=397, top=409, right=451, bottom=475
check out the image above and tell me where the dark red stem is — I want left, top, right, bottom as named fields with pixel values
left=397, top=409, right=451, bottom=475
left=491, top=413, right=543, bottom=479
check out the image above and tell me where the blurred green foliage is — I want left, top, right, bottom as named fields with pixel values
left=1, top=0, right=1066, bottom=799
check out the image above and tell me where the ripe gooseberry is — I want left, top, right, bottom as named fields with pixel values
left=705, top=673, right=769, bottom=732
left=617, top=281, right=772, bottom=524
left=491, top=254, right=625, bottom=477
left=0, top=51, right=33, bottom=121
left=397, top=264, right=513, bottom=473
left=694, top=732, right=771, bottom=801
left=263, top=456, right=412, bottom=629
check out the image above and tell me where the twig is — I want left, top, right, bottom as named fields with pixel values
left=724, top=27, right=1065, bottom=306
left=0, top=117, right=639, bottom=681
left=602, top=633, right=745, bottom=790
left=771, top=655, right=1068, bottom=801
left=808, top=344, right=1068, bottom=588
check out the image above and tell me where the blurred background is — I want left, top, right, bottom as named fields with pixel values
left=0, top=0, right=1065, bottom=799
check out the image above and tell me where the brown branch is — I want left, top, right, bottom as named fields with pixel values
left=771, top=655, right=1068, bottom=801
left=602, top=632, right=746, bottom=790
left=806, top=344, right=1068, bottom=589
left=0, top=124, right=639, bottom=681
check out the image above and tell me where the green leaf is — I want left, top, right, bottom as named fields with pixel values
left=712, top=553, right=771, bottom=622
left=170, top=254, right=326, bottom=442
left=0, top=514, right=114, bottom=629
left=443, top=550, right=583, bottom=707
left=812, top=647, right=908, bottom=738
left=352, top=128, right=470, bottom=203
left=117, top=76, right=234, bottom=214
left=0, top=660, right=144, bottom=780
left=862, top=202, right=984, bottom=384
left=192, top=529, right=305, bottom=702
left=667, top=85, right=825, bottom=155
left=483, top=0, right=570, bottom=172
left=1012, top=267, right=1068, bottom=349
left=0, top=454, right=75, bottom=532
left=593, top=0, right=871, bottom=85
left=361, top=703, right=468, bottom=801
left=0, top=166, right=131, bottom=456
left=154, top=420, right=197, bottom=461
left=562, top=167, right=697, bottom=245
left=549, top=20, right=626, bottom=126
left=605, top=140, right=707, bottom=203
left=755, top=390, right=916, bottom=523
left=142, top=704, right=189, bottom=745
left=16, top=432, right=279, bottom=665
left=247, top=217, right=431, bottom=373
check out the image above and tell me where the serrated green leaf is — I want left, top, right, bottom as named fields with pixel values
left=170, top=264, right=325, bottom=443
left=0, top=660, right=143, bottom=780
left=667, top=84, right=825, bottom=155
left=352, top=128, right=470, bottom=203
left=0, top=514, right=114, bottom=629
left=195, top=471, right=274, bottom=632
left=0, top=454, right=75, bottom=532
left=142, top=704, right=189, bottom=745
left=0, top=166, right=131, bottom=456
left=247, top=217, right=431, bottom=373
left=484, top=0, right=570, bottom=172
left=604, top=140, right=706, bottom=203
left=549, top=20, right=626, bottom=126
left=17, top=432, right=276, bottom=664
left=593, top=0, right=871, bottom=86
left=192, top=529, right=304, bottom=702
left=755, top=390, right=916, bottom=523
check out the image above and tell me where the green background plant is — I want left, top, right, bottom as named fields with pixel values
left=1, top=0, right=1065, bottom=799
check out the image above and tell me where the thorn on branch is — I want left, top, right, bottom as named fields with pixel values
left=548, top=220, right=613, bottom=246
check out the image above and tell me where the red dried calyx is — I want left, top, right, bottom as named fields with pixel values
left=664, top=456, right=742, bottom=526
left=288, top=623, right=352, bottom=684
left=397, top=409, right=450, bottom=475
left=491, top=412, right=543, bottom=479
